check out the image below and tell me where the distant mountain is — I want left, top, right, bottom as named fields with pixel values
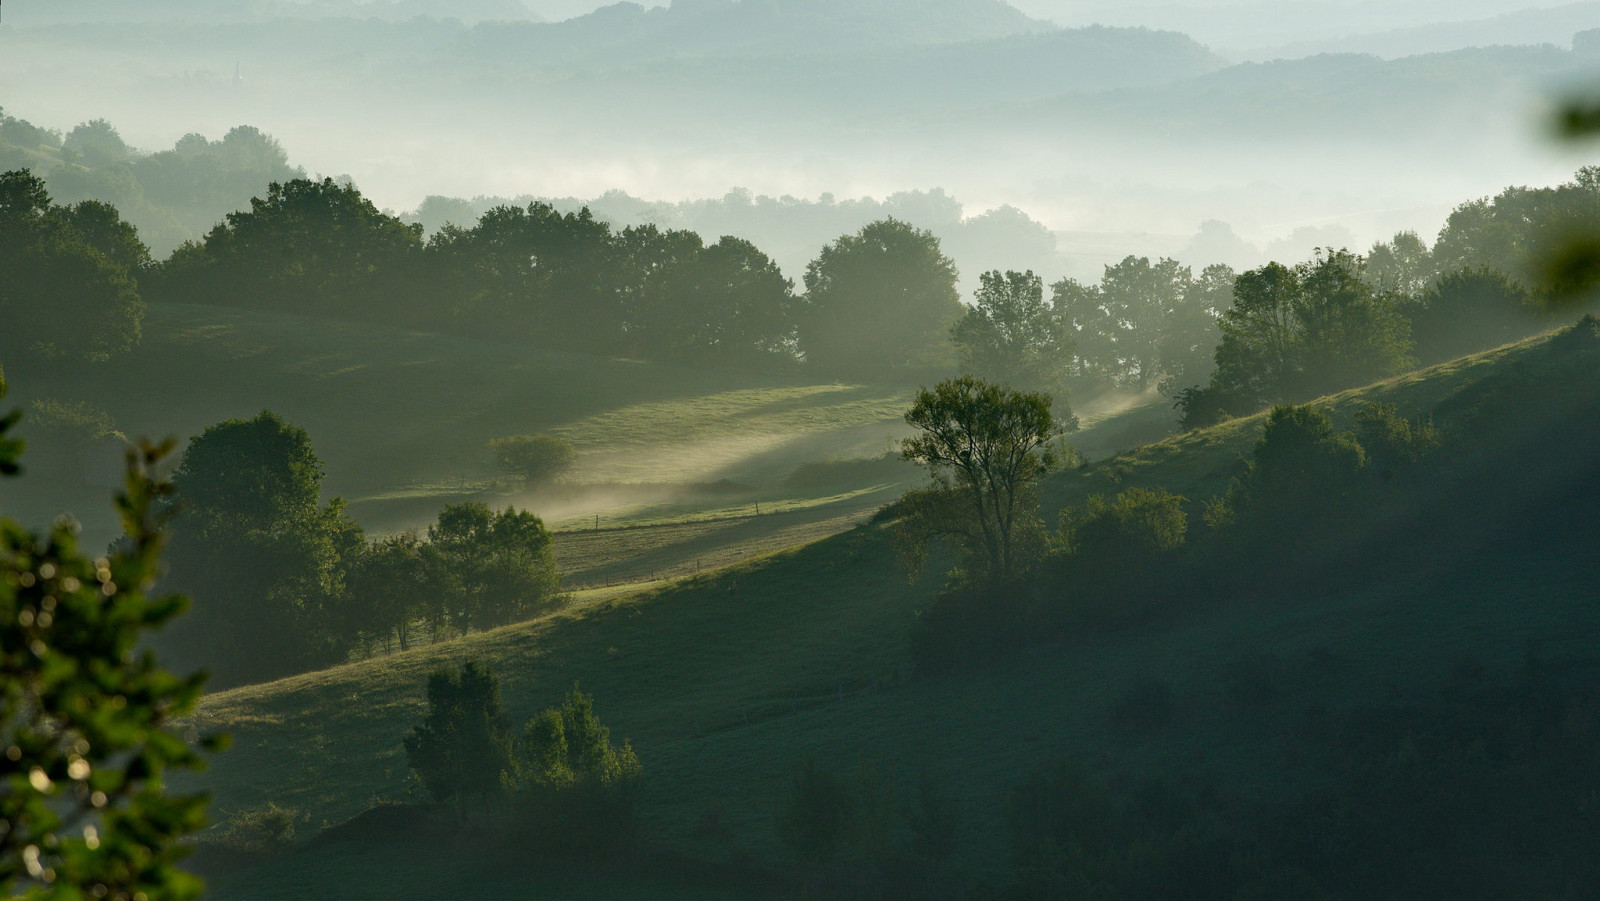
left=442, top=23, right=1225, bottom=121
left=454, top=0, right=1054, bottom=64
left=2, top=0, right=542, bottom=26
left=1248, top=1, right=1600, bottom=60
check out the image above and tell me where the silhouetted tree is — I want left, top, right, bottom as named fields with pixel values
left=489, top=434, right=575, bottom=486
left=799, top=218, right=962, bottom=373
left=404, top=660, right=515, bottom=811
left=898, top=376, right=1068, bottom=582
left=157, top=177, right=423, bottom=321
left=0, top=169, right=145, bottom=362
left=162, top=411, right=363, bottom=686
left=425, top=503, right=562, bottom=633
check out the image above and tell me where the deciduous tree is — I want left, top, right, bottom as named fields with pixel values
left=898, top=376, right=1067, bottom=582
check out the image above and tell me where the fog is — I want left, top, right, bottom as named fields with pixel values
left=2, top=0, right=1596, bottom=282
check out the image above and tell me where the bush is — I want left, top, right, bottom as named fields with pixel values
left=1353, top=402, right=1439, bottom=480
left=514, top=684, right=643, bottom=857
left=1059, top=487, right=1188, bottom=558
left=489, top=434, right=575, bottom=486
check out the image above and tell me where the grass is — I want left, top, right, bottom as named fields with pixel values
left=0, top=302, right=919, bottom=544
left=178, top=325, right=1600, bottom=898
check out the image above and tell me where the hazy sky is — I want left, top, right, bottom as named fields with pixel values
left=526, top=0, right=1553, bottom=28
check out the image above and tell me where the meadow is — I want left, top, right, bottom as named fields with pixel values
left=177, top=325, right=1600, bottom=898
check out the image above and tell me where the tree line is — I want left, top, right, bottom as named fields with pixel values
left=154, top=411, right=564, bottom=688
left=6, top=161, right=1595, bottom=393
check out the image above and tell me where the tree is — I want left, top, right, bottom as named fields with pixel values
left=1059, top=487, right=1189, bottom=558
left=1406, top=267, right=1540, bottom=364
left=404, top=660, right=514, bottom=811
left=1158, top=263, right=1234, bottom=396
left=489, top=434, right=575, bottom=486
left=1202, top=251, right=1413, bottom=419
left=345, top=532, right=430, bottom=652
left=156, top=177, right=424, bottom=322
left=62, top=119, right=132, bottom=168
left=520, top=685, right=640, bottom=788
left=951, top=269, right=1074, bottom=395
left=425, top=503, right=562, bottom=633
left=427, top=201, right=620, bottom=350
left=1365, top=230, right=1434, bottom=296
left=161, top=411, right=363, bottom=686
left=684, top=235, right=797, bottom=364
left=0, top=170, right=145, bottom=362
left=0, top=403, right=217, bottom=899
left=898, top=376, right=1067, bottom=582
left=798, top=218, right=962, bottom=373
left=1096, top=255, right=1191, bottom=389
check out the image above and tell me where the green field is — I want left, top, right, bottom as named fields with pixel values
left=175, top=325, right=1600, bottom=898
left=0, top=301, right=1174, bottom=588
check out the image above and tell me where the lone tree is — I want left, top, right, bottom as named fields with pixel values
left=898, top=376, right=1068, bottom=583
left=489, top=434, right=575, bottom=487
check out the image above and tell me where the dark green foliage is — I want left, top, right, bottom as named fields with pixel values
left=0, top=169, right=146, bottom=362
left=162, top=410, right=364, bottom=686
left=1059, top=487, right=1188, bottom=558
left=425, top=502, right=563, bottom=633
left=402, top=668, right=641, bottom=856
left=1216, top=404, right=1365, bottom=535
left=514, top=685, right=643, bottom=856
left=1352, top=401, right=1439, bottom=481
left=156, top=177, right=425, bottom=322
left=777, top=759, right=855, bottom=865
left=1434, top=167, right=1600, bottom=301
left=403, top=660, right=515, bottom=809
left=0, top=425, right=217, bottom=900
left=898, top=377, right=1067, bottom=583
left=489, top=433, right=575, bottom=486
left=1405, top=267, right=1541, bottom=364
left=344, top=532, right=430, bottom=652
left=1053, top=258, right=1232, bottom=395
left=1205, top=251, right=1413, bottom=419
left=951, top=269, right=1074, bottom=395
left=427, top=201, right=622, bottom=351
left=799, top=218, right=963, bottom=374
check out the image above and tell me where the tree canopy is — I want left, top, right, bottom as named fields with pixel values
left=899, top=376, right=1068, bottom=583
left=951, top=269, right=1074, bottom=395
left=0, top=169, right=146, bottom=362
left=799, top=218, right=963, bottom=374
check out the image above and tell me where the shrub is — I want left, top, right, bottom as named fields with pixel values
left=1059, top=487, right=1189, bottom=558
left=514, top=684, right=642, bottom=857
left=489, top=433, right=575, bottom=486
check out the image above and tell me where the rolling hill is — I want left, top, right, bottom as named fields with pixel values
left=176, top=319, right=1600, bottom=898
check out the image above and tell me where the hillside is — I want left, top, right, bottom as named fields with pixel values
left=182, top=321, right=1600, bottom=898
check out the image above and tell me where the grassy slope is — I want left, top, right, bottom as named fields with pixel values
left=188, top=329, right=1600, bottom=898
left=0, top=301, right=918, bottom=533
left=0, top=301, right=1175, bottom=591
